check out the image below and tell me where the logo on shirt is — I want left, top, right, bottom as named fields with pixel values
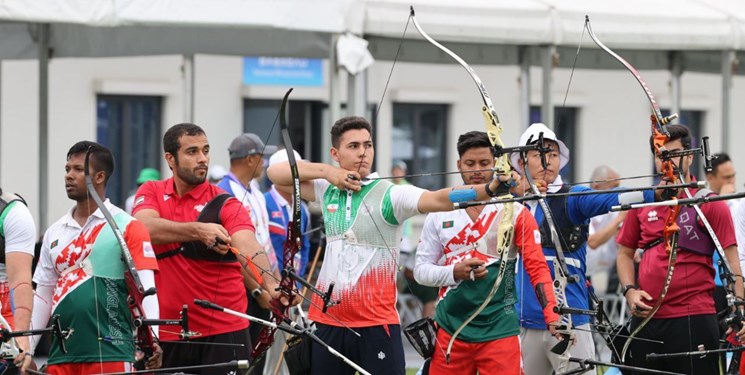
left=679, top=211, right=700, bottom=241
left=195, top=204, right=205, bottom=213
left=442, top=220, right=454, bottom=229
left=271, top=211, right=283, bottom=219
left=533, top=229, right=541, bottom=244
left=377, top=351, right=386, bottom=360
left=647, top=210, right=659, bottom=222
left=163, top=194, right=170, bottom=202
left=326, top=204, right=338, bottom=213
left=143, top=241, right=155, bottom=258
left=51, top=239, right=58, bottom=249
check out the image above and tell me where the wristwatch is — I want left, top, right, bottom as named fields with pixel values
left=622, top=284, right=638, bottom=297
left=251, top=287, right=264, bottom=299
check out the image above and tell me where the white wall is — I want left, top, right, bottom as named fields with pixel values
left=2, top=54, right=743, bottom=231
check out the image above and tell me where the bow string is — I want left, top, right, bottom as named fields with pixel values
left=408, top=6, right=519, bottom=363
left=584, top=15, right=681, bottom=363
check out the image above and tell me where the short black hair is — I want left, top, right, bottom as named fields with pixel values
left=649, top=124, right=692, bottom=154
left=67, top=141, right=115, bottom=185
left=163, top=123, right=206, bottom=157
left=457, top=131, right=494, bottom=157
left=330, top=116, right=372, bottom=148
left=708, top=152, right=732, bottom=175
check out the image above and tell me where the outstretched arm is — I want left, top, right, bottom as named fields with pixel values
left=268, top=161, right=361, bottom=202
left=418, top=172, right=520, bottom=214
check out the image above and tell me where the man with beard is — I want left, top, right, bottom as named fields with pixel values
left=32, top=141, right=161, bottom=374
left=617, top=125, right=745, bottom=374
left=133, top=123, right=282, bottom=373
left=267, top=116, right=518, bottom=375
left=414, top=131, right=560, bottom=374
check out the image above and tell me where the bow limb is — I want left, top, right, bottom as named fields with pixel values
left=584, top=16, right=682, bottom=363
left=252, top=88, right=297, bottom=362
left=84, top=149, right=159, bottom=369
left=409, top=6, right=517, bottom=363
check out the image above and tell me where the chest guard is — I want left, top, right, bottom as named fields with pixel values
left=156, top=193, right=237, bottom=262
left=538, top=185, right=589, bottom=252
left=0, top=191, right=27, bottom=263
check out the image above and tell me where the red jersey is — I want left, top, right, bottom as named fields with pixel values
left=616, top=189, right=736, bottom=318
left=133, top=178, right=254, bottom=340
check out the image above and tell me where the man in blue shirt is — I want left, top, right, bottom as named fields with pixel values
left=510, top=123, right=658, bottom=375
left=265, top=149, right=311, bottom=280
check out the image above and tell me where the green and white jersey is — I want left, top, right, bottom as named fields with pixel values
left=34, top=201, right=158, bottom=364
left=308, top=173, right=425, bottom=327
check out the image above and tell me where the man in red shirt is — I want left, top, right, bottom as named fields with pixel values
left=133, top=123, right=281, bottom=373
left=617, top=124, right=745, bottom=374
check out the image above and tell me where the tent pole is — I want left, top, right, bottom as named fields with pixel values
left=519, top=46, right=531, bottom=128
left=721, top=50, right=734, bottom=153
left=347, top=69, right=367, bottom=117
left=542, top=45, right=555, bottom=128
left=670, top=51, right=682, bottom=124
left=183, top=54, right=195, bottom=123
left=38, top=23, right=50, bottom=229
left=326, top=33, right=341, bottom=164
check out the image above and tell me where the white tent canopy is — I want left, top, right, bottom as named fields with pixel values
left=0, top=0, right=353, bottom=59
left=363, top=0, right=745, bottom=50
left=0, top=0, right=744, bottom=60
left=362, top=0, right=745, bottom=75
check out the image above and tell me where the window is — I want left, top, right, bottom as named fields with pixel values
left=392, top=103, right=448, bottom=190
left=96, top=95, right=162, bottom=207
left=661, top=110, right=704, bottom=179
left=529, top=107, right=578, bottom=182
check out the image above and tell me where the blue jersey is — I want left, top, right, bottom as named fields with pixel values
left=517, top=186, right=655, bottom=329
left=264, top=189, right=311, bottom=278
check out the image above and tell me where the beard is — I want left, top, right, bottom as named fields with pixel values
left=175, top=164, right=207, bottom=185
left=66, top=188, right=87, bottom=202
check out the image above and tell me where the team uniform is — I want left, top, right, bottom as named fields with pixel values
left=617, top=185, right=736, bottom=374
left=0, top=196, right=35, bottom=328
left=33, top=200, right=157, bottom=373
left=133, top=178, right=254, bottom=370
left=516, top=176, right=656, bottom=374
left=265, top=185, right=310, bottom=277
left=416, top=203, right=559, bottom=374
left=308, top=173, right=425, bottom=375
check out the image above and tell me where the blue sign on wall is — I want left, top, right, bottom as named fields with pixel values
left=243, top=57, right=324, bottom=87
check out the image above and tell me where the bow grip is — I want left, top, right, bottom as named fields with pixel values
left=550, top=329, right=572, bottom=355
left=322, top=282, right=336, bottom=313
